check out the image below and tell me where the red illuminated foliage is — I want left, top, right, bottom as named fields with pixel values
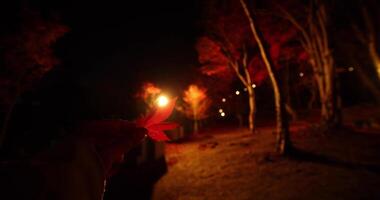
left=196, top=0, right=305, bottom=133
left=177, top=84, right=210, bottom=133
left=197, top=3, right=305, bottom=86
left=138, top=82, right=161, bottom=100
left=181, top=85, right=210, bottom=119
left=136, top=82, right=162, bottom=111
left=136, top=98, right=178, bottom=141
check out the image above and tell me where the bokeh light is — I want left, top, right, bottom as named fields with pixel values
left=157, top=95, right=169, bottom=107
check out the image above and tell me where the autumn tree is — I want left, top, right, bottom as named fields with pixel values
left=196, top=0, right=257, bottom=132
left=281, top=0, right=341, bottom=128
left=197, top=0, right=302, bottom=133
left=0, top=8, right=68, bottom=147
left=179, top=84, right=210, bottom=134
left=354, top=8, right=380, bottom=82
left=353, top=7, right=380, bottom=103
left=239, top=0, right=292, bottom=154
left=137, top=82, right=162, bottom=112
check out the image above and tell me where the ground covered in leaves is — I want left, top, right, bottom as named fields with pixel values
left=152, top=121, right=380, bottom=200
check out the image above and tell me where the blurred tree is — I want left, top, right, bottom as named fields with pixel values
left=178, top=84, right=210, bottom=134
left=196, top=0, right=302, bottom=133
left=281, top=0, right=341, bottom=128
left=240, top=0, right=292, bottom=154
left=196, top=0, right=257, bottom=132
left=196, top=36, right=257, bottom=132
left=353, top=7, right=380, bottom=103
left=0, top=8, right=68, bottom=147
left=354, top=8, right=380, bottom=82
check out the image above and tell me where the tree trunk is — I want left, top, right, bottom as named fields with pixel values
left=247, top=86, right=256, bottom=133
left=193, top=108, right=199, bottom=134
left=283, top=64, right=297, bottom=120
left=281, top=2, right=340, bottom=129
left=193, top=119, right=199, bottom=134
left=369, top=42, right=380, bottom=81
left=318, top=70, right=340, bottom=128
left=240, top=0, right=292, bottom=155
left=360, top=8, right=380, bottom=81
left=319, top=83, right=333, bottom=127
left=229, top=50, right=257, bottom=133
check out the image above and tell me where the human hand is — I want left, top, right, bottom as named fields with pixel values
left=76, top=120, right=147, bottom=176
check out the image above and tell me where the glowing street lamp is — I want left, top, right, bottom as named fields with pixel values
left=299, top=72, right=304, bottom=77
left=219, top=108, right=223, bottom=113
left=220, top=112, right=226, bottom=117
left=252, top=84, right=256, bottom=88
left=222, top=98, right=226, bottom=102
left=235, top=90, right=240, bottom=95
left=156, top=95, right=169, bottom=108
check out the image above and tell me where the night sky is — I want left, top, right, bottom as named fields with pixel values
left=2, top=0, right=202, bottom=120
left=51, top=0, right=201, bottom=83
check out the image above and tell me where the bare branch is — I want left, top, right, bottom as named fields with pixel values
left=229, top=61, right=248, bottom=86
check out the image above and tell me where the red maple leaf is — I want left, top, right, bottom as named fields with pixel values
left=136, top=98, right=178, bottom=141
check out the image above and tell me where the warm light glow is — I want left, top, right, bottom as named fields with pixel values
left=182, top=84, right=210, bottom=122
left=184, top=85, right=206, bottom=103
left=252, top=84, right=256, bottom=88
left=220, top=112, right=226, bottom=117
left=156, top=95, right=169, bottom=107
left=244, top=88, right=247, bottom=91
left=235, top=90, right=240, bottom=95
left=142, top=82, right=161, bottom=99
left=219, top=108, right=223, bottom=113
left=222, top=98, right=226, bottom=102
left=299, top=72, right=304, bottom=77
left=348, top=67, right=354, bottom=72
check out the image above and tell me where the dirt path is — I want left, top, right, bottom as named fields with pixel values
left=152, top=127, right=380, bottom=200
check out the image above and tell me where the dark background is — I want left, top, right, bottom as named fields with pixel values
left=0, top=0, right=203, bottom=157
left=2, top=0, right=202, bottom=114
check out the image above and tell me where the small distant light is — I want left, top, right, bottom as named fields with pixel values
left=348, top=67, right=354, bottom=72
left=220, top=112, right=226, bottom=117
left=222, top=98, right=226, bottom=102
left=252, top=84, right=256, bottom=88
left=243, top=88, right=247, bottom=91
left=299, top=72, right=304, bottom=77
left=235, top=90, right=240, bottom=95
left=218, top=108, right=223, bottom=113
